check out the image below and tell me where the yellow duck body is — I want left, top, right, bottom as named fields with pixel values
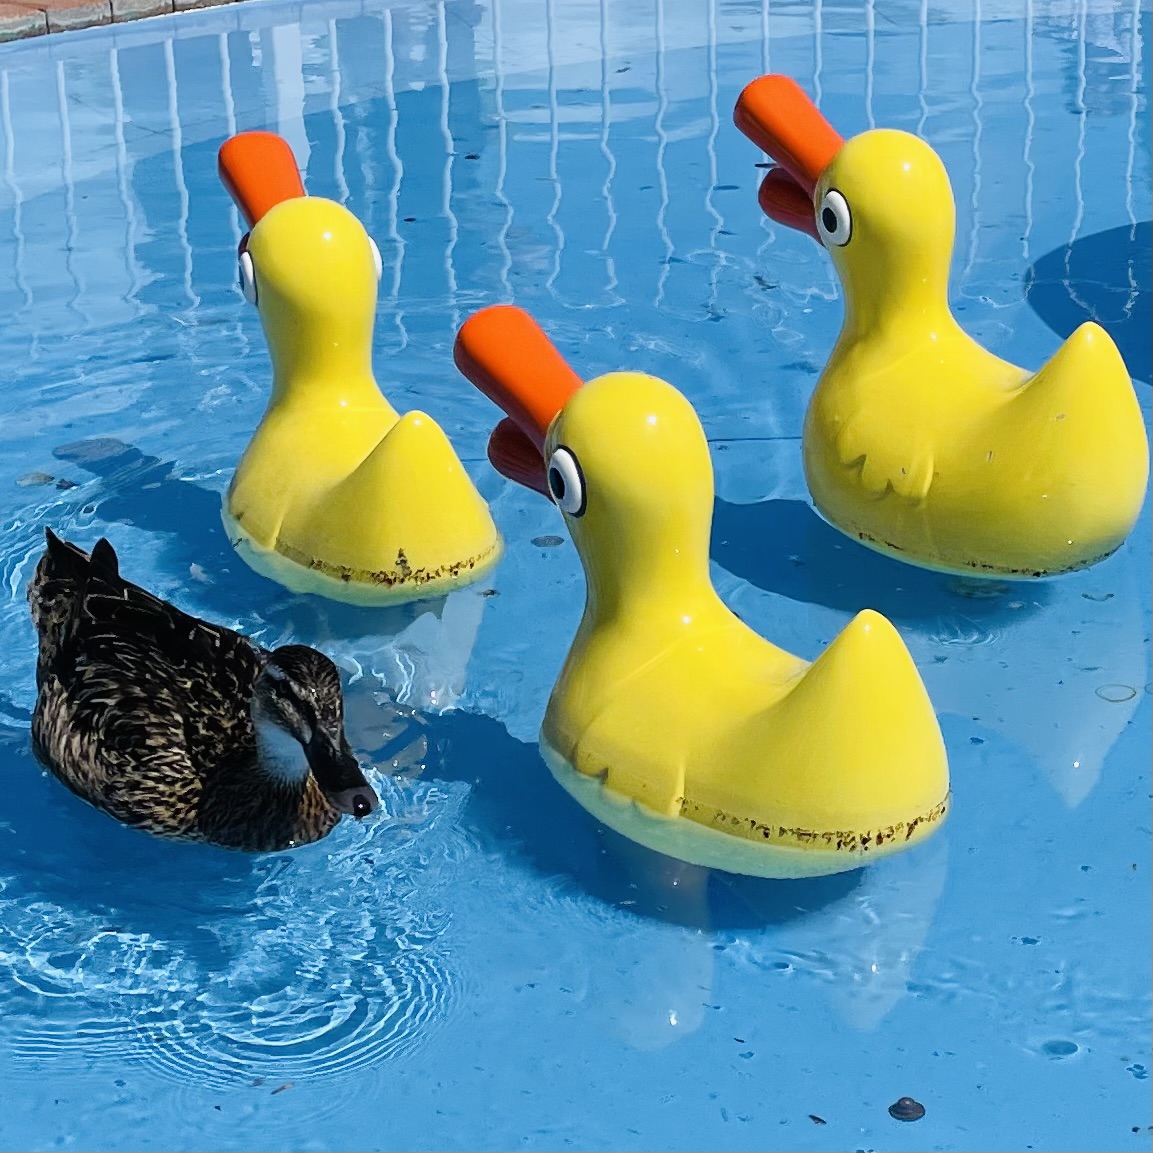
left=736, top=81, right=1149, bottom=578
left=219, top=133, right=501, bottom=604
left=456, top=306, right=949, bottom=878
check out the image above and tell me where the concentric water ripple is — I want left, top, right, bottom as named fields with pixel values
left=0, top=770, right=465, bottom=1091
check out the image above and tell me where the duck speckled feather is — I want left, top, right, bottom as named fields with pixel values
left=28, top=529, right=378, bottom=852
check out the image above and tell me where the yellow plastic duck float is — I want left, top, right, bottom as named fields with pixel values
left=454, top=304, right=950, bottom=878
left=216, top=131, right=501, bottom=604
left=734, top=74, right=1149, bottom=578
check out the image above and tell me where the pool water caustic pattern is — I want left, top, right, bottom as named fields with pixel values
left=0, top=0, right=1149, bottom=1150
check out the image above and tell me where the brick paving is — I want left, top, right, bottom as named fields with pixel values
left=0, top=0, right=238, bottom=41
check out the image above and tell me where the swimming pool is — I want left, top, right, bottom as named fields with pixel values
left=0, top=0, right=1149, bottom=1148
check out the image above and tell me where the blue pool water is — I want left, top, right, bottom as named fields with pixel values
left=0, top=0, right=1150, bottom=1149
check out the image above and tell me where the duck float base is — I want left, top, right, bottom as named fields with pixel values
left=455, top=304, right=949, bottom=879
left=540, top=733, right=943, bottom=879
left=734, top=75, right=1149, bottom=579
left=218, top=131, right=501, bottom=605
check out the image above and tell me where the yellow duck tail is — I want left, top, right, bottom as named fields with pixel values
left=273, top=411, right=501, bottom=603
left=1001, top=321, right=1149, bottom=569
left=705, top=609, right=949, bottom=865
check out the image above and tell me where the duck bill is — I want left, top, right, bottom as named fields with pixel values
left=305, top=730, right=379, bottom=819
left=487, top=416, right=552, bottom=498
left=454, top=305, right=584, bottom=497
left=218, top=131, right=307, bottom=231
left=733, top=74, right=844, bottom=240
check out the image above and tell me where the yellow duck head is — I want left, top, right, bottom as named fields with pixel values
left=215, top=132, right=501, bottom=604
left=219, top=132, right=387, bottom=405
left=734, top=74, right=957, bottom=326
left=453, top=305, right=719, bottom=618
left=549, top=375, right=715, bottom=615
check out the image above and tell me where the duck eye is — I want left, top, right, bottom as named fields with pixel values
left=817, top=188, right=852, bottom=247
left=546, top=446, right=586, bottom=517
left=238, top=249, right=258, bottom=305
left=368, top=236, right=383, bottom=282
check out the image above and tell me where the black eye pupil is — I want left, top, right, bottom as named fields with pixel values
left=549, top=466, right=565, bottom=501
left=822, top=206, right=838, bottom=233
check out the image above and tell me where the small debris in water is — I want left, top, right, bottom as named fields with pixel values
left=809, top=1114, right=827, bottom=1125
left=480, top=588, right=500, bottom=597
left=250, top=1077, right=265, bottom=1087
left=1095, top=683, right=1137, bottom=703
left=464, top=152, right=480, bottom=160
left=888, top=1097, right=925, bottom=1122
left=531, top=535, right=565, bottom=548
left=16, top=471, right=54, bottom=487
left=271, top=1082, right=294, bottom=1095
left=1081, top=591, right=1114, bottom=602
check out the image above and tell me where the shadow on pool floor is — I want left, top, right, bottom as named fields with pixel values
left=1026, top=220, right=1152, bottom=385
left=420, top=710, right=948, bottom=1035
left=711, top=496, right=1054, bottom=624
left=425, top=708, right=865, bottom=933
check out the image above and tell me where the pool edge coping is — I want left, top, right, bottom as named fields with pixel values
left=0, top=0, right=244, bottom=42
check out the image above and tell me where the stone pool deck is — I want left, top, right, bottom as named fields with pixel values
left=0, top=0, right=237, bottom=40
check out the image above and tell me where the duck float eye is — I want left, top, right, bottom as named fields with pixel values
left=546, top=446, right=586, bottom=516
left=238, top=249, right=258, bottom=305
left=368, top=236, right=383, bottom=282
left=817, top=188, right=852, bottom=246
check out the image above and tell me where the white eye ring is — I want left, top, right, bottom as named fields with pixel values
left=546, top=446, right=586, bottom=517
left=817, top=188, right=852, bottom=246
left=368, top=236, right=383, bottom=281
left=238, top=249, right=258, bottom=305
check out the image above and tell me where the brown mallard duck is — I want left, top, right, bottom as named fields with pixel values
left=28, top=529, right=378, bottom=851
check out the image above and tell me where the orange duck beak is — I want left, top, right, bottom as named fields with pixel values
left=733, top=74, right=844, bottom=242
left=218, top=131, right=307, bottom=232
left=454, top=305, right=583, bottom=498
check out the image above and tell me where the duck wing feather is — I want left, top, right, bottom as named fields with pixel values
left=30, top=531, right=269, bottom=836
